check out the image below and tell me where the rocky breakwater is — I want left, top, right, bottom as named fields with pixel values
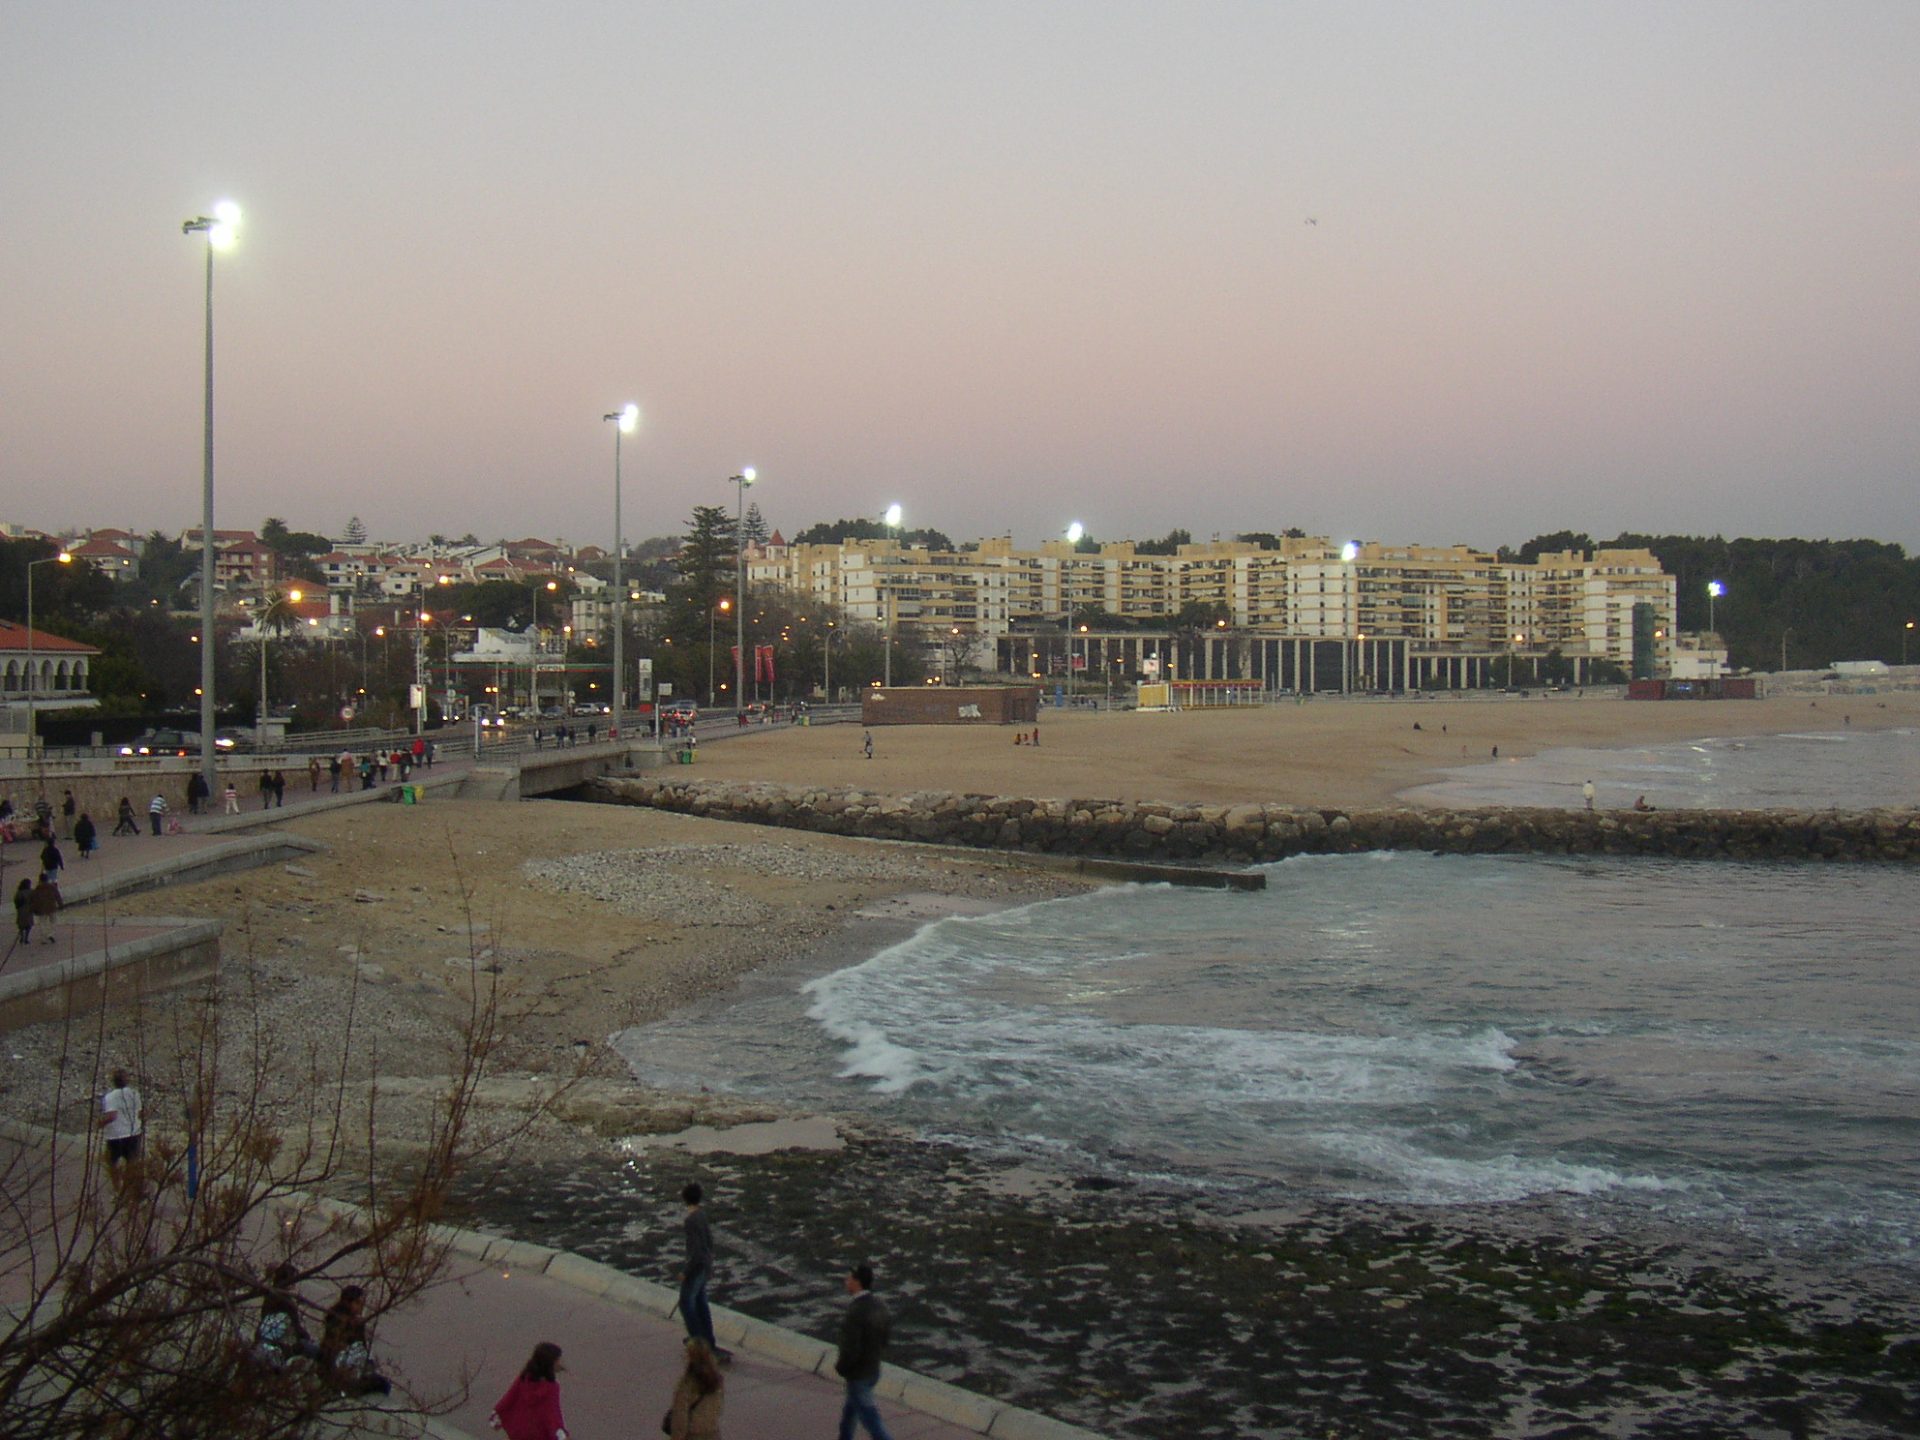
left=591, top=776, right=1920, bottom=864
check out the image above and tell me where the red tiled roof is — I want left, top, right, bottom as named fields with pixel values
left=0, top=621, right=99, bottom=655
left=70, top=538, right=137, bottom=559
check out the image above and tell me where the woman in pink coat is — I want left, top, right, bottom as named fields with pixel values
left=490, top=1341, right=568, bottom=1440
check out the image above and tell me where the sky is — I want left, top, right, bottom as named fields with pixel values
left=3, top=1, right=1917, bottom=554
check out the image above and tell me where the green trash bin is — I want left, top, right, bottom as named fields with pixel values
left=401, top=784, right=418, bottom=804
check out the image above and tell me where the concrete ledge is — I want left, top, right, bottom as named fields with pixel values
left=731, top=1313, right=834, bottom=1375
left=599, top=1269, right=678, bottom=1318
left=540, top=1251, right=624, bottom=1297
left=897, top=1371, right=1005, bottom=1431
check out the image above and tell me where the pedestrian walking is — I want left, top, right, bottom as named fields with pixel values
left=39, top=837, right=64, bottom=883
left=834, top=1262, right=894, bottom=1440
left=309, top=755, right=322, bottom=792
left=490, top=1341, right=569, bottom=1440
left=114, top=796, right=138, bottom=836
left=186, top=771, right=210, bottom=816
left=73, top=813, right=96, bottom=860
left=29, top=874, right=62, bottom=944
left=271, top=769, right=287, bottom=807
left=863, top=730, right=874, bottom=760
left=679, top=1182, right=720, bottom=1353
left=664, top=1338, right=725, bottom=1440
left=259, top=771, right=274, bottom=811
left=148, top=793, right=169, bottom=836
left=99, top=1067, right=143, bottom=1166
left=61, top=788, right=76, bottom=836
left=13, top=878, right=33, bottom=949
left=328, top=754, right=342, bottom=793
left=223, top=782, right=240, bottom=815
left=1582, top=779, right=1596, bottom=811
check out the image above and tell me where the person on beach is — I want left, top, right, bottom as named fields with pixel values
left=490, top=1340, right=569, bottom=1440
left=664, top=1337, right=724, bottom=1440
left=148, top=793, right=168, bottom=836
left=74, top=812, right=96, bottom=860
left=319, top=1285, right=391, bottom=1395
left=834, top=1263, right=894, bottom=1440
left=863, top=730, right=874, bottom=760
left=13, top=878, right=34, bottom=949
left=1582, top=779, right=1596, bottom=811
left=100, top=1068, right=142, bottom=1166
left=29, top=873, right=61, bottom=944
left=679, top=1181, right=721, bottom=1356
left=114, top=796, right=138, bottom=836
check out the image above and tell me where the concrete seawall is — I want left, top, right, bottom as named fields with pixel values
left=591, top=776, right=1920, bottom=863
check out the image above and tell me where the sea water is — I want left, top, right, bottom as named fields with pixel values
left=616, top=847, right=1920, bottom=1273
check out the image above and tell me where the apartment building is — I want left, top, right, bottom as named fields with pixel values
left=749, top=535, right=1676, bottom=690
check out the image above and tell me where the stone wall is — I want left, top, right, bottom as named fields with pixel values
left=592, top=775, right=1920, bottom=863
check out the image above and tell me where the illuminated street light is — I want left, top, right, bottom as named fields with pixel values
left=1707, top=580, right=1725, bottom=635
left=730, top=468, right=756, bottom=713
left=604, top=401, right=640, bottom=744
left=881, top=503, right=903, bottom=687
left=183, top=198, right=240, bottom=795
left=24, top=550, right=72, bottom=766
left=709, top=597, right=732, bottom=705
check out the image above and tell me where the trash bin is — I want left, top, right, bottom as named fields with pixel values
left=400, top=784, right=418, bottom=804
left=677, top=748, right=695, bottom=765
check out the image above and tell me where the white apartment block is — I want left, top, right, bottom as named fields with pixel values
left=749, top=535, right=1676, bottom=691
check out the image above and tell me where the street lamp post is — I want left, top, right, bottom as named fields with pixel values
left=257, top=588, right=302, bottom=740
left=183, top=200, right=240, bottom=797
left=729, top=469, right=756, bottom=715
left=604, top=403, right=639, bottom=743
left=25, top=551, right=72, bottom=763
left=1905, top=620, right=1915, bottom=667
left=528, top=578, right=557, bottom=712
left=709, top=598, right=731, bottom=705
left=1707, top=580, right=1724, bottom=636
left=882, top=502, right=902, bottom=687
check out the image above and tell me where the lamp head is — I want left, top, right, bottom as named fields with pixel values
left=1707, top=580, right=1725, bottom=598
left=883, top=503, right=903, bottom=528
left=1339, top=541, right=1359, bottom=563
left=1065, top=521, right=1084, bottom=544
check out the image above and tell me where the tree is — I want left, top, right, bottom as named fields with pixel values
left=740, top=503, right=769, bottom=548
left=343, top=516, right=368, bottom=545
left=791, top=519, right=953, bottom=551
left=1134, top=529, right=1193, bottom=557
left=1502, top=531, right=1596, bottom=563
left=0, top=908, right=537, bottom=1439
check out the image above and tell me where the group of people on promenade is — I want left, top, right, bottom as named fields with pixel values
left=5, top=791, right=94, bottom=949
left=474, top=1180, right=896, bottom=1440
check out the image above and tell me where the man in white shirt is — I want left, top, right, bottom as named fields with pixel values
left=100, top=1069, right=143, bottom=1165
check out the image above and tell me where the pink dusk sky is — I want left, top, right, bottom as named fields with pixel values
left=3, top=1, right=1917, bottom=552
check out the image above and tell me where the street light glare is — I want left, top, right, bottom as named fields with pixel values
left=740, top=467, right=757, bottom=484
left=1065, top=522, right=1084, bottom=544
left=1707, top=580, right=1725, bottom=597
left=208, top=222, right=237, bottom=250
left=213, top=200, right=242, bottom=226
left=1340, top=541, right=1359, bottom=562
left=618, top=403, right=639, bottom=433
left=883, top=503, right=903, bottom=528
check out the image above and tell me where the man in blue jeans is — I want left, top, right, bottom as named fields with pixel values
left=835, top=1262, right=893, bottom=1440
left=679, top=1181, right=733, bottom=1365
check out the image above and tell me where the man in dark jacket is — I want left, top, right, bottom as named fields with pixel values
left=834, top=1262, right=893, bottom=1440
left=679, top=1181, right=718, bottom=1352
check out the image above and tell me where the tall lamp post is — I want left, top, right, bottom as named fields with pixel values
left=604, top=403, right=639, bottom=742
left=708, top=597, right=731, bottom=705
left=528, top=578, right=557, bottom=712
left=1905, top=619, right=1915, bottom=667
left=1706, top=580, right=1724, bottom=635
left=882, top=502, right=902, bottom=687
left=25, top=551, right=72, bottom=762
left=729, top=469, right=756, bottom=715
left=183, top=200, right=240, bottom=797
left=257, top=588, right=302, bottom=738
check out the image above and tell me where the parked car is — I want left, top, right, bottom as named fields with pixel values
left=664, top=703, right=699, bottom=726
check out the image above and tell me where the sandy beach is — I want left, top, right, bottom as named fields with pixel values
left=690, top=690, right=1920, bottom=808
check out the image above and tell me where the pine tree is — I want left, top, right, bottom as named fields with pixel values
left=343, top=515, right=367, bottom=545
